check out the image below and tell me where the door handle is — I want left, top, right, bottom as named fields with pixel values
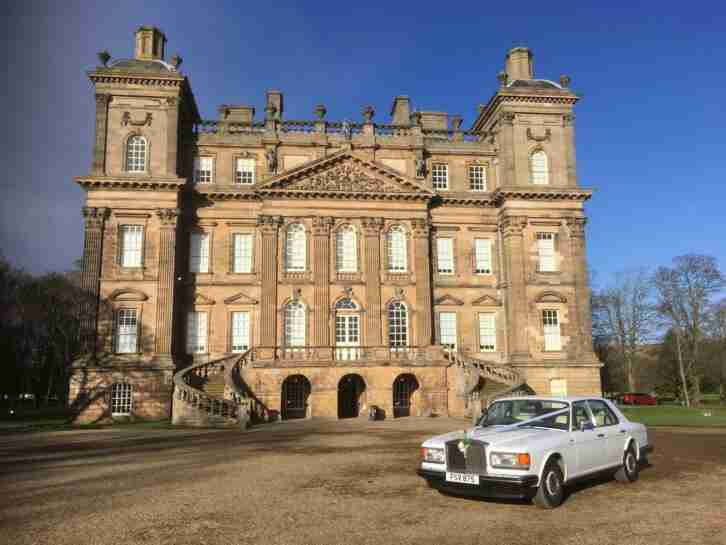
left=597, top=433, right=605, bottom=438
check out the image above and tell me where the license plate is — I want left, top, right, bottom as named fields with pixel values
left=446, top=472, right=479, bottom=485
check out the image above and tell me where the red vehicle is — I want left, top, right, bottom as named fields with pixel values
left=619, top=392, right=657, bottom=406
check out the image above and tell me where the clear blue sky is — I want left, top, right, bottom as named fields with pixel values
left=2, top=1, right=725, bottom=286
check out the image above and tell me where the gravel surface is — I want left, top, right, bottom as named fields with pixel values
left=1, top=417, right=725, bottom=545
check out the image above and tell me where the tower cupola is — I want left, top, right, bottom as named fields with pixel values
left=505, top=46, right=533, bottom=81
left=134, top=26, right=166, bottom=61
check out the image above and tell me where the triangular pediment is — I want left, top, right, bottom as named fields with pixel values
left=224, top=291, right=259, bottom=305
left=472, top=294, right=501, bottom=306
left=257, top=151, right=434, bottom=197
left=192, top=293, right=215, bottom=306
left=434, top=294, right=466, bottom=306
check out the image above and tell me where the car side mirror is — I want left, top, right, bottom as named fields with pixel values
left=579, top=420, right=594, bottom=432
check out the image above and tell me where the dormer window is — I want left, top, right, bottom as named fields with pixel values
left=125, top=135, right=147, bottom=172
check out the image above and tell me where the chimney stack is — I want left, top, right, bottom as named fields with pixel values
left=135, top=26, right=166, bottom=61
left=390, top=96, right=411, bottom=125
left=505, top=47, right=533, bottom=81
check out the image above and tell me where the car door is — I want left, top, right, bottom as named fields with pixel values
left=587, top=399, right=624, bottom=467
left=570, top=401, right=608, bottom=476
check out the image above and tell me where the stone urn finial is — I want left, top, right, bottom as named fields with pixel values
left=496, top=70, right=508, bottom=86
left=559, top=74, right=571, bottom=88
left=451, top=115, right=463, bottom=131
left=314, top=104, right=327, bottom=119
left=362, top=105, right=375, bottom=123
left=97, top=50, right=111, bottom=67
left=170, top=53, right=183, bottom=70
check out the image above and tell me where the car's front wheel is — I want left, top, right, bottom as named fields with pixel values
left=534, top=461, right=565, bottom=509
left=614, top=444, right=639, bottom=483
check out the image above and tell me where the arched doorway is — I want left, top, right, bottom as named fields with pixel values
left=393, top=374, right=419, bottom=417
left=338, top=374, right=366, bottom=418
left=281, top=375, right=311, bottom=420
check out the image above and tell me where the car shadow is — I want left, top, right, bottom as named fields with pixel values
left=563, top=460, right=654, bottom=502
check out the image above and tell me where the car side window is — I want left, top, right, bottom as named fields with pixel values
left=587, top=400, right=619, bottom=427
left=572, top=401, right=591, bottom=430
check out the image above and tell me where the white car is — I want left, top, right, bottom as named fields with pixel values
left=417, top=396, right=652, bottom=508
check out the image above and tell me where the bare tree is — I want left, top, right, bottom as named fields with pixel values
left=592, top=270, right=655, bottom=392
left=707, top=297, right=726, bottom=404
left=653, top=255, right=724, bottom=406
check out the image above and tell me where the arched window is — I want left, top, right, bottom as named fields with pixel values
left=387, top=225, right=407, bottom=272
left=284, top=301, right=306, bottom=348
left=335, top=298, right=358, bottom=310
left=530, top=150, right=549, bottom=185
left=336, top=225, right=357, bottom=272
left=125, top=135, right=147, bottom=172
left=388, top=301, right=408, bottom=349
left=284, top=224, right=306, bottom=272
left=110, top=383, right=132, bottom=415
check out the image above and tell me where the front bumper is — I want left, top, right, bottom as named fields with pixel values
left=417, top=469, right=539, bottom=500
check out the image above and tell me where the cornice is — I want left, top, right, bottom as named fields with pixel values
left=472, top=89, right=578, bottom=131
left=88, top=70, right=184, bottom=88
left=494, top=187, right=592, bottom=203
left=75, top=175, right=185, bottom=191
left=256, top=189, right=431, bottom=202
left=434, top=193, right=496, bottom=207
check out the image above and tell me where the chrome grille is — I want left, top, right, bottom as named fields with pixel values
left=445, top=439, right=487, bottom=474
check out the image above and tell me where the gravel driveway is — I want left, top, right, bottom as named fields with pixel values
left=1, top=417, right=724, bottom=545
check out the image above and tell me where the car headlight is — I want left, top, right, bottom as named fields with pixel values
left=421, top=447, right=445, bottom=464
left=489, top=452, right=531, bottom=470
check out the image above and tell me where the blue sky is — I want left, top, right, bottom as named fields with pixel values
left=2, top=1, right=725, bottom=287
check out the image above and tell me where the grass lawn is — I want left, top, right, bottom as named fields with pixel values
left=0, top=407, right=172, bottom=434
left=620, top=404, right=726, bottom=427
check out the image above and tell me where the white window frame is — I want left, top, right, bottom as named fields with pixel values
left=115, top=308, right=138, bottom=354
left=478, top=313, right=496, bottom=352
left=125, top=135, right=147, bottom=173
left=231, top=311, right=250, bottom=353
left=186, top=311, right=208, bottom=354
left=284, top=223, right=306, bottom=272
left=438, top=311, right=457, bottom=350
left=431, top=163, right=449, bottom=191
left=387, top=225, right=408, bottom=272
left=335, top=225, right=358, bottom=272
left=388, top=301, right=408, bottom=349
left=531, top=150, right=549, bottom=185
left=537, top=232, right=556, bottom=272
left=110, top=382, right=133, bottom=415
left=543, top=309, right=562, bottom=351
left=119, top=225, right=144, bottom=268
left=232, top=233, right=253, bottom=273
left=474, top=238, right=492, bottom=274
left=436, top=238, right=455, bottom=275
left=235, top=157, right=256, bottom=185
left=194, top=156, right=214, bottom=184
left=284, top=301, right=306, bottom=348
left=469, top=164, right=487, bottom=191
left=189, top=232, right=210, bottom=273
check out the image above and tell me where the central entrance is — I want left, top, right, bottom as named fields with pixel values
left=281, top=374, right=311, bottom=420
left=393, top=373, right=419, bottom=417
left=338, top=374, right=366, bottom=418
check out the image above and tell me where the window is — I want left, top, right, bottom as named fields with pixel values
left=336, top=225, right=357, bottom=272
left=335, top=298, right=360, bottom=360
left=235, top=158, right=255, bottom=185
left=587, top=400, right=619, bottom=427
left=231, top=311, right=250, bottom=352
left=284, top=301, right=306, bottom=347
left=572, top=401, right=591, bottom=430
left=469, top=164, right=487, bottom=191
left=387, top=225, right=407, bottom=272
left=194, top=156, right=213, bottom=184
left=189, top=233, right=209, bottom=273
left=232, top=233, right=253, bottom=273
left=388, top=302, right=408, bottom=349
left=531, top=150, right=549, bottom=185
left=436, top=238, right=455, bottom=274
left=110, top=383, right=132, bottom=415
left=125, top=135, right=147, bottom=172
left=431, top=163, right=449, bottom=191
left=438, top=311, right=457, bottom=349
left=537, top=232, right=556, bottom=272
left=119, top=225, right=144, bottom=268
left=543, top=309, right=561, bottom=351
left=478, top=313, right=496, bottom=352
left=186, top=311, right=208, bottom=354
left=474, top=238, right=492, bottom=274
left=284, top=224, right=306, bottom=272
left=115, top=309, right=138, bottom=353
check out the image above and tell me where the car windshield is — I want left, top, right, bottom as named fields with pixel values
left=478, top=399, right=570, bottom=430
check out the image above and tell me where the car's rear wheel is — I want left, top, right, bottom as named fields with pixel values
left=534, top=461, right=565, bottom=509
left=614, top=444, right=639, bottom=483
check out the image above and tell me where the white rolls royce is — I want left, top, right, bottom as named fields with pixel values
left=417, top=396, right=652, bottom=508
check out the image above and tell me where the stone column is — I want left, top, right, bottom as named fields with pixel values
left=361, top=218, right=384, bottom=346
left=165, top=97, right=179, bottom=177
left=312, top=217, right=333, bottom=348
left=412, top=218, right=433, bottom=347
left=80, top=206, right=109, bottom=354
left=92, top=94, right=110, bottom=175
left=567, top=217, right=594, bottom=358
left=258, top=216, right=281, bottom=348
left=500, top=215, right=530, bottom=362
left=155, top=208, right=179, bottom=355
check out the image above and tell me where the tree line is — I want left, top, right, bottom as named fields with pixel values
left=593, top=254, right=725, bottom=406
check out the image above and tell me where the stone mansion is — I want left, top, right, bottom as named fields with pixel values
left=70, top=26, right=601, bottom=424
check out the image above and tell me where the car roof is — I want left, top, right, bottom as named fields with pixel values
left=492, top=395, right=608, bottom=404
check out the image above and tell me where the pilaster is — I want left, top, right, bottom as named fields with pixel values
left=362, top=218, right=384, bottom=346
left=258, top=215, right=281, bottom=347
left=500, top=215, right=530, bottom=362
left=155, top=208, right=179, bottom=355
left=563, top=113, right=577, bottom=187
left=80, top=206, right=109, bottom=354
left=566, top=217, right=596, bottom=360
left=412, top=218, right=433, bottom=346
left=497, top=112, right=516, bottom=187
left=312, top=216, right=333, bottom=347
left=165, top=97, right=179, bottom=176
left=92, top=94, right=110, bottom=175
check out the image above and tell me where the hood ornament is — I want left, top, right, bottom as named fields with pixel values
left=457, top=431, right=472, bottom=458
